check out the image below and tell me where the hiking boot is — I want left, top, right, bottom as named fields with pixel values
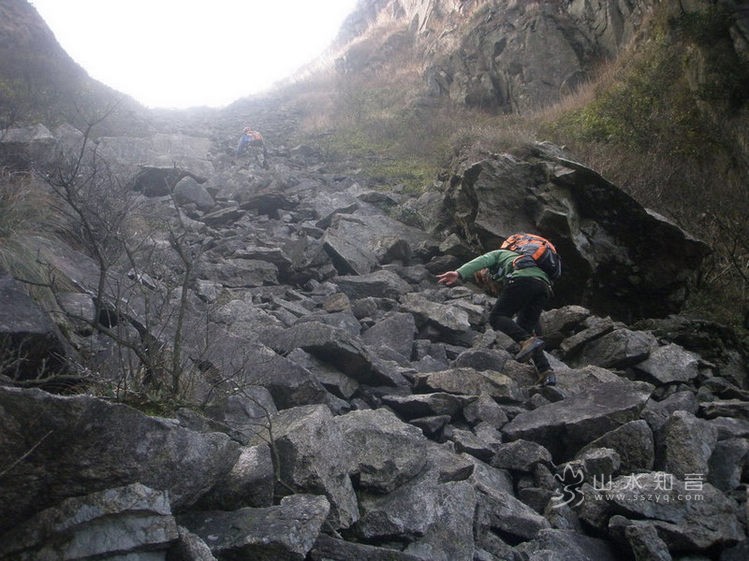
left=515, top=336, right=544, bottom=362
left=536, top=369, right=556, bottom=387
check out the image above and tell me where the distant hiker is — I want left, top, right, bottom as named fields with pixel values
left=236, top=126, right=268, bottom=167
left=436, top=236, right=560, bottom=387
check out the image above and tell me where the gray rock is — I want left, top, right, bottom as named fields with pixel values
left=261, top=321, right=408, bottom=387
left=0, top=273, right=68, bottom=379
left=491, top=439, right=554, bottom=472
left=178, top=494, right=329, bottom=561
left=414, top=367, right=525, bottom=403
left=310, top=534, right=425, bottom=561
left=174, top=175, right=215, bottom=211
left=707, top=438, right=749, bottom=492
left=335, top=269, right=413, bottom=300
left=356, top=471, right=476, bottom=561
left=0, top=387, right=239, bottom=534
left=502, top=381, right=652, bottom=461
left=0, top=483, right=177, bottom=561
left=577, top=419, right=655, bottom=472
left=517, top=529, right=620, bottom=561
left=609, top=518, right=673, bottom=561
left=381, top=392, right=469, bottom=421
left=658, top=410, right=718, bottom=479
left=634, top=343, right=701, bottom=384
left=362, top=312, right=417, bottom=359
left=602, top=473, right=744, bottom=551
left=168, top=526, right=218, bottom=561
left=249, top=404, right=358, bottom=530
left=642, top=391, right=700, bottom=432
left=573, top=328, right=659, bottom=369
left=195, top=444, right=275, bottom=510
left=334, top=408, right=428, bottom=493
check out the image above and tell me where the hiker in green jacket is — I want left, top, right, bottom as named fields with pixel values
left=437, top=249, right=556, bottom=386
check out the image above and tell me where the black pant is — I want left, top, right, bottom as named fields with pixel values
left=489, top=277, right=551, bottom=371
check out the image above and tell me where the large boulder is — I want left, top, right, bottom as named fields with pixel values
left=432, top=148, right=710, bottom=321
left=0, top=387, right=240, bottom=534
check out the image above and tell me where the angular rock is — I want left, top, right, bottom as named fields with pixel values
left=196, top=444, right=275, bottom=510
left=361, top=312, right=417, bottom=359
left=381, top=392, right=469, bottom=421
left=248, top=404, right=358, bottom=530
left=0, top=273, right=68, bottom=380
left=356, top=471, right=476, bottom=561
left=707, top=438, right=749, bottom=492
left=199, top=257, right=278, bottom=288
left=641, top=390, right=700, bottom=432
left=261, top=321, right=408, bottom=387
left=414, top=367, right=524, bottom=403
left=634, top=343, right=701, bottom=384
left=578, top=419, right=654, bottom=473
left=178, top=494, right=329, bottom=561
left=334, top=408, right=428, bottom=494
left=168, top=526, right=218, bottom=561
left=517, top=529, right=620, bottom=561
left=0, top=387, right=239, bottom=534
left=572, top=328, right=658, bottom=369
left=0, top=483, right=178, bottom=561
left=174, top=175, right=215, bottom=211
left=700, top=399, right=749, bottom=421
left=601, top=473, right=744, bottom=551
left=502, top=381, right=652, bottom=461
left=491, top=439, right=553, bottom=472
left=334, top=269, right=413, bottom=300
left=200, top=335, right=329, bottom=410
left=473, top=469, right=551, bottom=541
left=658, top=410, right=718, bottom=479
left=310, top=534, right=425, bottom=561
left=400, top=292, right=474, bottom=345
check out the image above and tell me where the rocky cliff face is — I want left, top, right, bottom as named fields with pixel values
left=333, top=0, right=660, bottom=112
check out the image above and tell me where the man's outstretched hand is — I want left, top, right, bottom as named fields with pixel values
left=436, top=271, right=460, bottom=286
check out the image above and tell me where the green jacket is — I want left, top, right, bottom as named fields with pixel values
left=457, top=249, right=551, bottom=286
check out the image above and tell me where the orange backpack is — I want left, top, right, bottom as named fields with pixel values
left=501, top=233, right=562, bottom=281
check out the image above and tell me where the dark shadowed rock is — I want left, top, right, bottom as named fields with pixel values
left=0, top=273, right=68, bottom=380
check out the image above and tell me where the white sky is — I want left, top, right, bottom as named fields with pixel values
left=30, top=0, right=358, bottom=109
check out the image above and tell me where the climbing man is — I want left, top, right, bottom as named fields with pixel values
left=236, top=125, right=268, bottom=168
left=436, top=243, right=557, bottom=386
